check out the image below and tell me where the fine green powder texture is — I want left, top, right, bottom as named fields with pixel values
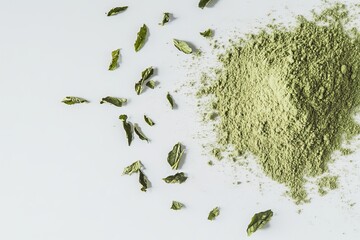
left=199, top=4, right=360, bottom=203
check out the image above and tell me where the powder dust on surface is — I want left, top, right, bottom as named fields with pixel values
left=197, top=3, right=360, bottom=204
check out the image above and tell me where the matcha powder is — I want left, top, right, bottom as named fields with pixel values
left=198, top=3, right=360, bottom=203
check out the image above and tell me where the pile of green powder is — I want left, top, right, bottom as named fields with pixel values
left=199, top=3, right=360, bottom=203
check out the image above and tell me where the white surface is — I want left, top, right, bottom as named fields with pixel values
left=0, top=0, right=359, bottom=239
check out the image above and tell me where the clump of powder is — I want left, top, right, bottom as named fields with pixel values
left=198, top=3, right=360, bottom=203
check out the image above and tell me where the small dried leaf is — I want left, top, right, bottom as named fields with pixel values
left=108, top=49, right=120, bottom=70
left=134, top=124, right=149, bottom=142
left=62, top=96, right=89, bottom=105
left=107, top=6, right=128, bottom=16
left=139, top=170, right=150, bottom=192
left=208, top=207, right=220, bottom=220
left=198, top=0, right=212, bottom=9
left=247, top=210, right=273, bottom=236
left=144, top=115, right=155, bottom=126
left=159, top=12, right=171, bottom=26
left=166, top=92, right=175, bottom=109
left=119, top=114, right=133, bottom=146
left=167, top=143, right=184, bottom=170
left=134, top=24, right=148, bottom=52
left=123, top=160, right=142, bottom=175
left=146, top=80, right=156, bottom=89
left=173, top=39, right=193, bottom=54
left=171, top=201, right=184, bottom=210
left=100, top=96, right=127, bottom=107
left=200, top=29, right=213, bottom=38
left=163, top=172, right=187, bottom=184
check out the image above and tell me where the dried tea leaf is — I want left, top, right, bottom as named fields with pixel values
left=141, top=67, right=154, bottom=81
left=139, top=170, right=149, bottom=192
left=144, top=115, right=155, bottom=126
left=208, top=207, right=220, bottom=220
left=62, top=96, right=89, bottom=105
left=171, top=201, right=184, bottom=210
left=123, top=160, right=143, bottom=175
left=107, top=6, right=128, bottom=16
left=135, top=67, right=154, bottom=95
left=100, top=96, right=127, bottom=107
left=163, top=172, right=187, bottom=184
left=200, top=29, right=213, bottom=38
left=198, top=0, right=212, bottom=9
left=167, top=143, right=184, bottom=169
left=166, top=92, right=175, bottom=109
left=159, top=12, right=171, bottom=26
left=119, top=114, right=133, bottom=146
left=108, top=49, right=120, bottom=70
left=135, top=82, right=143, bottom=95
left=134, top=24, right=148, bottom=52
left=146, top=80, right=156, bottom=89
left=134, top=124, right=149, bottom=142
left=173, top=39, right=193, bottom=54
left=247, top=210, right=273, bottom=236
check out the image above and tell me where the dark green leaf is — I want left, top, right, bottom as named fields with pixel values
left=107, top=6, right=128, bottom=16
left=167, top=143, right=184, bottom=169
left=123, top=160, right=142, bottom=175
left=200, top=29, right=213, bottom=38
left=100, top=96, right=127, bottom=107
left=171, top=201, right=184, bottom=210
left=146, top=80, right=156, bottom=89
left=144, top=115, right=155, bottom=126
left=134, top=124, right=149, bottom=142
left=163, top=172, right=187, bottom=184
left=198, top=0, right=212, bottom=9
left=247, top=209, right=273, bottom=236
left=62, top=96, right=89, bottom=105
left=139, top=170, right=149, bottom=192
left=119, top=114, right=133, bottom=146
left=108, top=49, right=120, bottom=70
left=208, top=207, right=220, bottom=220
left=141, top=67, right=154, bottom=81
left=166, top=92, right=175, bottom=109
left=173, top=39, right=193, bottom=54
left=159, top=12, right=171, bottom=26
left=134, top=24, right=148, bottom=52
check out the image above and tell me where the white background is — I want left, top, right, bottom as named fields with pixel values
left=0, top=0, right=359, bottom=239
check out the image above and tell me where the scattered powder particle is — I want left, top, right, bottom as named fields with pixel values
left=317, top=176, right=339, bottom=196
left=198, top=3, right=360, bottom=203
left=340, top=147, right=354, bottom=155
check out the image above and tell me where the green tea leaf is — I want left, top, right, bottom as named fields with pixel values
left=135, top=82, right=143, bottom=95
left=62, top=96, right=89, bottom=105
left=167, top=143, right=184, bottom=169
left=141, top=67, right=154, bottom=81
left=139, top=170, right=149, bottom=192
left=200, top=29, right=213, bottom=38
left=123, top=160, right=143, bottom=175
left=119, top=114, right=133, bottom=146
left=146, top=80, right=156, bottom=89
left=208, top=207, right=220, bottom=220
left=166, top=92, right=175, bottom=109
left=100, top=96, right=127, bottom=107
left=107, top=6, right=128, bottom=16
left=134, top=124, right=149, bottom=142
left=108, top=49, right=120, bottom=70
left=135, top=67, right=154, bottom=95
left=171, top=201, right=184, bottom=210
left=159, top=12, right=171, bottom=26
left=144, top=115, right=155, bottom=126
left=173, top=39, right=193, bottom=54
left=198, top=0, right=212, bottom=9
left=134, top=24, right=148, bottom=52
left=163, top=172, right=187, bottom=184
left=247, top=209, right=273, bottom=236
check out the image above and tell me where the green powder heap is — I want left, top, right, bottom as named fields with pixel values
left=199, top=4, right=360, bottom=203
